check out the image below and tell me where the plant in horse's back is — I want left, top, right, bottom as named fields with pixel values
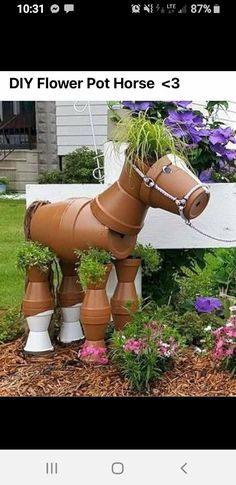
left=113, top=112, right=186, bottom=168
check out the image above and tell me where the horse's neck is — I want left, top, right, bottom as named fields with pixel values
left=90, top=165, right=149, bottom=236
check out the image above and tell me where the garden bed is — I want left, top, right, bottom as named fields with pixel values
left=0, top=338, right=236, bottom=397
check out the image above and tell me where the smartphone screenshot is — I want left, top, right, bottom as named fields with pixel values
left=0, top=1, right=235, bottom=482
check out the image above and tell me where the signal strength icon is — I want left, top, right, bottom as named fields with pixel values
left=178, top=4, right=187, bottom=13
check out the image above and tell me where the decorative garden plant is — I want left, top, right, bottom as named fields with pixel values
left=23, top=115, right=210, bottom=362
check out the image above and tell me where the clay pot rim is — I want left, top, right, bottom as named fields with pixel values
left=115, top=258, right=141, bottom=267
left=27, top=265, right=49, bottom=273
left=131, top=155, right=171, bottom=173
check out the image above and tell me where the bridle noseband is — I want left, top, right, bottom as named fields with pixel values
left=132, top=163, right=210, bottom=223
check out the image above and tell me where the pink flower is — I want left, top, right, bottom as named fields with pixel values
left=124, top=338, right=146, bottom=354
left=79, top=344, right=108, bottom=364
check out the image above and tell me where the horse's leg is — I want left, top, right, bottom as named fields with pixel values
left=23, top=265, right=54, bottom=354
left=111, top=258, right=141, bottom=330
left=79, top=264, right=112, bottom=364
left=58, top=261, right=84, bottom=343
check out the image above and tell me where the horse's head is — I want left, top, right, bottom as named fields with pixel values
left=137, top=155, right=210, bottom=221
left=91, top=154, right=210, bottom=238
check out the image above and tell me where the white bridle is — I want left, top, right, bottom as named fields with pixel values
left=132, top=163, right=210, bottom=223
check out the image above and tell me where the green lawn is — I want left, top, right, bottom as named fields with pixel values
left=0, top=200, right=25, bottom=309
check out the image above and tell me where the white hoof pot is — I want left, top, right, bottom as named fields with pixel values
left=24, top=309, right=54, bottom=353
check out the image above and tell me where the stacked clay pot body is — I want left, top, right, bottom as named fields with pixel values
left=23, top=267, right=54, bottom=317
left=80, top=263, right=112, bottom=361
left=23, top=266, right=54, bottom=354
left=58, top=261, right=85, bottom=343
left=111, top=258, right=141, bottom=330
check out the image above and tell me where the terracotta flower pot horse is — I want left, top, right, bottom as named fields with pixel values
left=24, top=155, right=210, bottom=359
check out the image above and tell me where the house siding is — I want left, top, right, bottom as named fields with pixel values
left=192, top=101, right=236, bottom=128
left=56, top=101, right=108, bottom=156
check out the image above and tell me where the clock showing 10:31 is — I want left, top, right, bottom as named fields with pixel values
left=17, top=4, right=44, bottom=13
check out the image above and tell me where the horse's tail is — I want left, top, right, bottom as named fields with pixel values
left=24, top=200, right=51, bottom=240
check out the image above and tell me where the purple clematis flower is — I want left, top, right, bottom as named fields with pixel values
left=122, top=101, right=154, bottom=111
left=218, top=159, right=225, bottom=169
left=199, top=168, right=214, bottom=183
left=166, top=110, right=204, bottom=126
left=209, top=127, right=236, bottom=146
left=195, top=296, right=222, bottom=313
left=210, top=143, right=236, bottom=161
left=172, top=101, right=192, bottom=108
left=166, top=110, right=210, bottom=144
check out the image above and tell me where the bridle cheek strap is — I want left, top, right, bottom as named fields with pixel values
left=132, top=164, right=210, bottom=223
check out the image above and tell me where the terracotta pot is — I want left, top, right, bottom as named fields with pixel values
left=58, top=261, right=84, bottom=307
left=23, top=267, right=54, bottom=318
left=91, top=161, right=149, bottom=236
left=111, top=258, right=141, bottom=330
left=80, top=263, right=112, bottom=359
left=139, top=156, right=210, bottom=220
left=30, top=198, right=136, bottom=261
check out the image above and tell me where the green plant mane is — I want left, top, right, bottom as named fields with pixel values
left=113, top=112, right=185, bottom=168
left=75, top=248, right=112, bottom=290
left=17, top=241, right=55, bottom=272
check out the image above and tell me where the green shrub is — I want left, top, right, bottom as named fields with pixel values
left=75, top=247, right=112, bottom=290
left=17, top=241, right=56, bottom=272
left=63, top=146, right=104, bottom=183
left=142, top=248, right=210, bottom=307
left=38, top=146, right=104, bottom=184
left=110, top=307, right=183, bottom=392
left=0, top=307, right=25, bottom=342
left=38, top=170, right=65, bottom=184
left=171, top=311, right=223, bottom=346
left=210, top=248, right=236, bottom=296
left=132, top=243, right=161, bottom=276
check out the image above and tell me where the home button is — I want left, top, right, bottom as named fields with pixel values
left=111, top=462, right=124, bottom=475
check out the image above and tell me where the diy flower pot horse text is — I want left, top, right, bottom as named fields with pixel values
left=23, top=156, right=210, bottom=358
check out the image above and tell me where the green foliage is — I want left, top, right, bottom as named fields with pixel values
left=172, top=311, right=223, bottom=346
left=63, top=146, right=104, bottom=183
left=38, top=146, right=104, bottom=184
left=206, top=101, right=229, bottom=115
left=114, top=112, right=185, bottom=167
left=0, top=177, right=9, bottom=186
left=175, top=251, right=218, bottom=312
left=75, top=247, right=112, bottom=289
left=38, top=170, right=64, bottom=184
left=17, top=241, right=55, bottom=272
left=132, top=243, right=161, bottom=276
left=110, top=305, right=183, bottom=392
left=142, top=248, right=209, bottom=307
left=0, top=307, right=25, bottom=342
left=210, top=248, right=236, bottom=296
left=222, top=355, right=236, bottom=376
left=149, top=305, right=223, bottom=347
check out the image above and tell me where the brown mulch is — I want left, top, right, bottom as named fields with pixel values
left=0, top=338, right=236, bottom=397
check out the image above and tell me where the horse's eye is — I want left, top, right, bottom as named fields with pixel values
left=162, top=165, right=172, bottom=174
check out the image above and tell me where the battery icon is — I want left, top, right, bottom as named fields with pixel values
left=213, top=4, right=220, bottom=13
